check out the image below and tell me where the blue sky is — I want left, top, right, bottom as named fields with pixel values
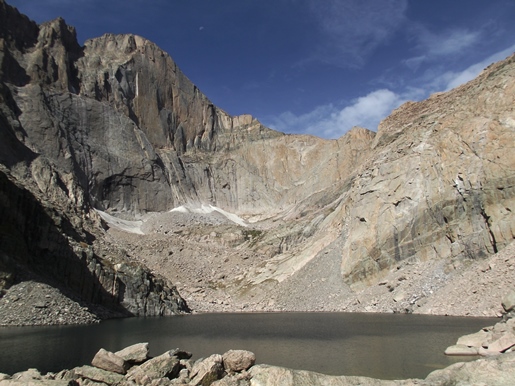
left=8, top=0, right=515, bottom=139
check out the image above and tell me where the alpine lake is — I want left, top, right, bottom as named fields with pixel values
left=0, top=312, right=495, bottom=380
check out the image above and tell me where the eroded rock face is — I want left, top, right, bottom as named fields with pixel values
left=338, top=58, right=515, bottom=288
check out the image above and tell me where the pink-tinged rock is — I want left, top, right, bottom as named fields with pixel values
left=502, top=291, right=515, bottom=312
left=486, top=332, right=515, bottom=353
left=444, top=344, right=478, bottom=356
left=456, top=330, right=492, bottom=348
left=222, top=350, right=256, bottom=372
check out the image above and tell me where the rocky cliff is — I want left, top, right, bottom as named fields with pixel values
left=0, top=0, right=188, bottom=321
left=0, top=0, right=514, bottom=321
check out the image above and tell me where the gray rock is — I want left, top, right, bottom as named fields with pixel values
left=91, top=348, right=127, bottom=374
left=12, top=369, right=42, bottom=381
left=212, top=372, right=250, bottom=386
left=126, top=350, right=180, bottom=384
left=190, top=354, right=224, bottom=386
left=115, top=342, right=149, bottom=364
left=0, top=381, right=73, bottom=386
left=248, top=364, right=403, bottom=386
left=74, top=365, right=125, bottom=385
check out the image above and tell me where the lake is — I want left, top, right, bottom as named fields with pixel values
left=0, top=312, right=495, bottom=380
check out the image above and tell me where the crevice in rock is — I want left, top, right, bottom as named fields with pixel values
left=480, top=207, right=498, bottom=254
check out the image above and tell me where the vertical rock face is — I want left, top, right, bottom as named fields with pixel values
left=338, top=57, right=515, bottom=287
left=1, top=0, right=515, bottom=317
left=0, top=0, right=189, bottom=318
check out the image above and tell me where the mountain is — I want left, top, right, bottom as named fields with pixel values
left=0, top=0, right=514, bottom=323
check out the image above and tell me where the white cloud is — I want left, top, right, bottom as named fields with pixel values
left=266, top=89, right=413, bottom=139
left=304, top=0, right=408, bottom=67
left=268, top=45, right=515, bottom=140
left=403, top=27, right=482, bottom=72
left=430, top=44, right=515, bottom=91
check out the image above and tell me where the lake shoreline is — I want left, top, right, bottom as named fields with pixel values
left=0, top=312, right=498, bottom=380
left=1, top=341, right=515, bottom=386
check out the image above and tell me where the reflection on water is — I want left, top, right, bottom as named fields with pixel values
left=0, top=312, right=494, bottom=380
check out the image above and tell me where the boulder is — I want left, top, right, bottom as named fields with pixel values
left=169, top=348, right=192, bottom=360
left=222, top=350, right=256, bottom=372
left=456, top=330, right=492, bottom=348
left=91, top=348, right=127, bottom=374
left=502, top=291, right=515, bottom=312
left=74, top=365, right=125, bottom=385
left=248, top=364, right=404, bottom=385
left=212, top=373, right=251, bottom=386
left=486, top=332, right=515, bottom=353
left=115, top=342, right=149, bottom=364
left=126, top=350, right=180, bottom=384
left=0, top=381, right=72, bottom=385
left=425, top=351, right=515, bottom=385
left=11, top=369, right=41, bottom=381
left=190, top=354, right=224, bottom=386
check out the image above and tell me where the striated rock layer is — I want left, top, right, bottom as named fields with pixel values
left=0, top=0, right=515, bottom=320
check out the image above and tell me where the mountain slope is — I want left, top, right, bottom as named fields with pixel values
left=0, top=0, right=514, bottom=321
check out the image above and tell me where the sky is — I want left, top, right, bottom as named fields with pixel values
left=8, top=0, right=515, bottom=139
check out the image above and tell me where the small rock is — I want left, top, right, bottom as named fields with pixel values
left=393, top=291, right=406, bottom=303
left=444, top=344, right=478, bottom=356
left=502, top=291, right=515, bottom=312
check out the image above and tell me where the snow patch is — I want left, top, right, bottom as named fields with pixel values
left=170, top=204, right=247, bottom=227
left=96, top=210, right=144, bottom=234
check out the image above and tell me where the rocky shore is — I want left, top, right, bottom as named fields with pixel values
left=0, top=273, right=128, bottom=326
left=2, top=336, right=515, bottom=386
left=443, top=291, right=515, bottom=357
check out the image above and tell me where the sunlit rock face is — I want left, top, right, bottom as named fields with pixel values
left=1, top=0, right=515, bottom=317
left=338, top=59, right=515, bottom=287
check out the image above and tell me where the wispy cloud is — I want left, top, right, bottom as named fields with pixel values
left=419, top=28, right=481, bottom=57
left=403, top=26, right=482, bottom=70
left=267, top=45, right=515, bottom=139
left=303, top=0, right=408, bottom=67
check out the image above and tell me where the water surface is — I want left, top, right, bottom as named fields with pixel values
left=0, top=312, right=494, bottom=380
